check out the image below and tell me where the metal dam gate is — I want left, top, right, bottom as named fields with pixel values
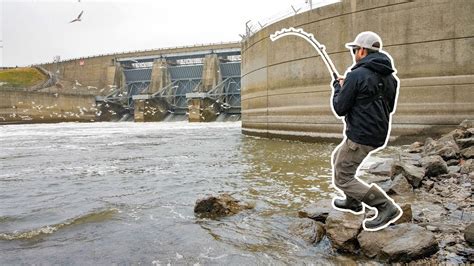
left=96, top=47, right=241, bottom=122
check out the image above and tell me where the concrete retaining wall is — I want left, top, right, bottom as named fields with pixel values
left=0, top=89, right=97, bottom=124
left=241, top=0, right=474, bottom=141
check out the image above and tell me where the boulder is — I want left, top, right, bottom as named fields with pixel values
left=394, top=203, right=413, bottom=224
left=420, top=155, right=448, bottom=177
left=464, top=223, right=474, bottom=245
left=194, top=193, right=252, bottom=217
left=289, top=218, right=325, bottom=244
left=298, top=199, right=332, bottom=223
left=391, top=161, right=425, bottom=188
left=357, top=223, right=439, bottom=262
left=325, top=210, right=364, bottom=253
left=367, top=159, right=393, bottom=176
left=388, top=174, right=413, bottom=195
left=456, top=137, right=474, bottom=149
left=460, top=159, right=474, bottom=174
left=461, top=146, right=474, bottom=159
left=424, top=136, right=460, bottom=160
left=400, top=152, right=423, bottom=166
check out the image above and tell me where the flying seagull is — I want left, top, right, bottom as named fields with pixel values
left=69, top=11, right=84, bottom=23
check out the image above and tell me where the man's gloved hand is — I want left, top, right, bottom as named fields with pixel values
left=332, top=73, right=345, bottom=88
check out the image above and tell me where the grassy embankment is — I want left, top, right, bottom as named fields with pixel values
left=0, top=68, right=46, bottom=89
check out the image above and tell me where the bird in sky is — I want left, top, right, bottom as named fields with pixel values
left=69, top=10, right=84, bottom=23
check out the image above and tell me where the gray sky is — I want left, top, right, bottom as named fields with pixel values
left=1, top=0, right=338, bottom=66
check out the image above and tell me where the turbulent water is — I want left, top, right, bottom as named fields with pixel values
left=0, top=122, right=360, bottom=264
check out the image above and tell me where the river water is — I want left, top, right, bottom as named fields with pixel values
left=0, top=122, right=364, bottom=264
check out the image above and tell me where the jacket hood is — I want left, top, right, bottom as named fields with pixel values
left=351, top=52, right=394, bottom=76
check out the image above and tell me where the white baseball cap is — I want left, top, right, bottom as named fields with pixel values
left=345, top=31, right=382, bottom=51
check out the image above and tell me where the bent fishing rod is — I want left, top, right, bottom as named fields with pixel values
left=270, top=27, right=340, bottom=80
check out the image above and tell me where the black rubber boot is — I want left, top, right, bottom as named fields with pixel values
left=333, top=196, right=363, bottom=213
left=362, top=185, right=401, bottom=231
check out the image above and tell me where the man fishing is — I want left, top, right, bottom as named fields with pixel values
left=331, top=31, right=402, bottom=231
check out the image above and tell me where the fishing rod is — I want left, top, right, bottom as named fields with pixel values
left=270, top=27, right=340, bottom=80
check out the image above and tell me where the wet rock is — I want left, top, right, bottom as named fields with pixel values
left=325, top=210, right=363, bottom=253
left=460, top=159, right=474, bottom=174
left=391, top=161, right=425, bottom=188
left=289, top=218, right=325, bottom=244
left=357, top=223, right=439, bottom=262
left=298, top=199, right=332, bottom=223
left=420, top=155, right=448, bottom=177
left=388, top=174, right=413, bottom=195
left=424, top=136, right=460, bottom=160
left=367, top=159, right=393, bottom=176
left=394, top=203, right=413, bottom=224
left=456, top=137, right=474, bottom=149
left=465, top=223, right=474, bottom=245
left=194, top=193, right=252, bottom=217
left=461, top=146, right=474, bottom=159
left=408, top=141, right=424, bottom=153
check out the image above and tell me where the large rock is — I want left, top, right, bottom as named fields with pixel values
left=391, top=161, right=425, bottom=188
left=460, top=159, right=474, bottom=174
left=289, top=218, right=325, bottom=244
left=420, top=155, right=448, bottom=177
left=424, top=136, right=460, bottom=160
left=465, top=223, right=474, bottom=245
left=298, top=199, right=332, bottom=223
left=325, top=210, right=364, bottom=253
left=367, top=159, right=393, bottom=176
left=388, top=174, right=413, bottom=195
left=357, top=223, right=439, bottom=262
left=194, top=193, right=252, bottom=217
left=461, top=146, right=474, bottom=159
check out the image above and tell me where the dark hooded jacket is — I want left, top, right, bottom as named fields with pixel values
left=332, top=52, right=398, bottom=148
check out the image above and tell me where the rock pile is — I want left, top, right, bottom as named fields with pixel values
left=295, top=120, right=474, bottom=263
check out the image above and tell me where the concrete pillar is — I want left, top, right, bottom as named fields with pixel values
left=187, top=54, right=221, bottom=122
left=113, top=63, right=126, bottom=91
left=133, top=97, right=169, bottom=122
left=149, top=59, right=170, bottom=94
left=201, top=54, right=221, bottom=92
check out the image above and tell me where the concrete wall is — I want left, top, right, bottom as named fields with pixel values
left=241, top=0, right=474, bottom=141
left=40, top=42, right=240, bottom=95
left=0, top=89, right=97, bottom=124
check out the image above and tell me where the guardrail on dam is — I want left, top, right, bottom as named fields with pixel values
left=241, top=0, right=473, bottom=141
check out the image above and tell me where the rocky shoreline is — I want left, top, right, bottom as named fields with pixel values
left=298, top=120, right=473, bottom=263
left=195, top=120, right=473, bottom=263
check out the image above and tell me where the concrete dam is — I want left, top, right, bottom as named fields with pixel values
left=1, top=43, right=242, bottom=124
left=241, top=0, right=474, bottom=141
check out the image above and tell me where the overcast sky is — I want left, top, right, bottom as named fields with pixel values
left=1, top=0, right=338, bottom=66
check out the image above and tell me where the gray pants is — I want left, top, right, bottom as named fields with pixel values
left=333, top=139, right=375, bottom=201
